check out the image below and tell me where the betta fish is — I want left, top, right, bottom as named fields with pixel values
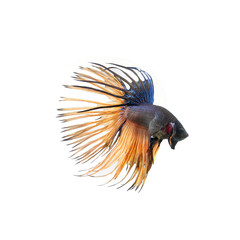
left=59, top=63, right=188, bottom=190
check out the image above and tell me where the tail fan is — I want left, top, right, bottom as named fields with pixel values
left=58, top=63, right=159, bottom=190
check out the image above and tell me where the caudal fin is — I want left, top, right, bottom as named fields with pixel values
left=59, top=63, right=159, bottom=190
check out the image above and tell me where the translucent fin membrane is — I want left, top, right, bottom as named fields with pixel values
left=59, top=63, right=159, bottom=190
left=83, top=121, right=160, bottom=191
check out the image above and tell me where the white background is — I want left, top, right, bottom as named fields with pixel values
left=1, top=0, right=240, bottom=239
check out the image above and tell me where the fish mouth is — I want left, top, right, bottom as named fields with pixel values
left=177, top=128, right=189, bottom=141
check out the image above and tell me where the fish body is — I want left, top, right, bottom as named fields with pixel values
left=59, top=63, right=188, bottom=190
left=127, top=104, right=188, bottom=148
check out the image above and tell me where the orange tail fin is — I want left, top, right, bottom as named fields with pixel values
left=59, top=63, right=160, bottom=190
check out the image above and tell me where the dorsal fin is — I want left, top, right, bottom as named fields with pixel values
left=91, top=63, right=154, bottom=105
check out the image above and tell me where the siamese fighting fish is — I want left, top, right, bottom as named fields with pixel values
left=59, top=63, right=188, bottom=190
